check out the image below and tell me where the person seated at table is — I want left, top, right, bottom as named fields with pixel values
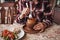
left=16, top=0, right=30, bottom=24
left=32, top=0, right=53, bottom=32
left=33, top=0, right=44, bottom=22
left=43, top=2, right=53, bottom=23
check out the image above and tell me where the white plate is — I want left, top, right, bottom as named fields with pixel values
left=17, top=29, right=25, bottom=39
left=0, top=24, right=25, bottom=40
left=7, top=24, right=25, bottom=39
left=1, top=29, right=25, bottom=40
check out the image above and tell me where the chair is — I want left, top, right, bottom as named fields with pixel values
left=0, top=2, right=17, bottom=24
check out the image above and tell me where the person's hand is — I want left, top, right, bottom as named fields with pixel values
left=19, top=14, right=25, bottom=19
left=44, top=11, right=52, bottom=16
left=44, top=13, right=49, bottom=16
left=39, top=8, right=44, bottom=12
left=33, top=22, right=46, bottom=32
left=19, top=8, right=30, bottom=19
left=47, top=4, right=52, bottom=7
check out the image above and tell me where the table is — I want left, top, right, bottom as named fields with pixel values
left=0, top=23, right=60, bottom=40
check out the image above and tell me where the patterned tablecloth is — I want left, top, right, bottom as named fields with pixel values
left=0, top=23, right=60, bottom=40
left=22, top=23, right=60, bottom=40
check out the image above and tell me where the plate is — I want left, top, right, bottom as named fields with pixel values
left=17, top=29, right=25, bottom=39
left=1, top=29, right=25, bottom=40
left=3, top=24, right=25, bottom=40
left=7, top=24, right=25, bottom=39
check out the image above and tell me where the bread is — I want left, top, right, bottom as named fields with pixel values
left=33, top=22, right=47, bottom=32
left=13, top=27, right=21, bottom=34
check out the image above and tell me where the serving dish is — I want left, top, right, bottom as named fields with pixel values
left=0, top=24, right=25, bottom=40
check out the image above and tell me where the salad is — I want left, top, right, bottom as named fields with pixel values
left=2, top=30, right=18, bottom=40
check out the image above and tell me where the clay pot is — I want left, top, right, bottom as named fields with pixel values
left=26, top=18, right=36, bottom=27
left=23, top=18, right=37, bottom=34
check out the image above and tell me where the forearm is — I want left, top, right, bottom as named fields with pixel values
left=44, top=10, right=53, bottom=16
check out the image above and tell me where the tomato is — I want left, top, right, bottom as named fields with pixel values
left=2, top=30, right=15, bottom=39
left=2, top=30, right=9, bottom=37
left=8, top=32, right=15, bottom=39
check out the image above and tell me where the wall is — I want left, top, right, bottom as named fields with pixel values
left=0, top=0, right=18, bottom=3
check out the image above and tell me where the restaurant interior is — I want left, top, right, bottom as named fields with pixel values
left=0, top=0, right=60, bottom=40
